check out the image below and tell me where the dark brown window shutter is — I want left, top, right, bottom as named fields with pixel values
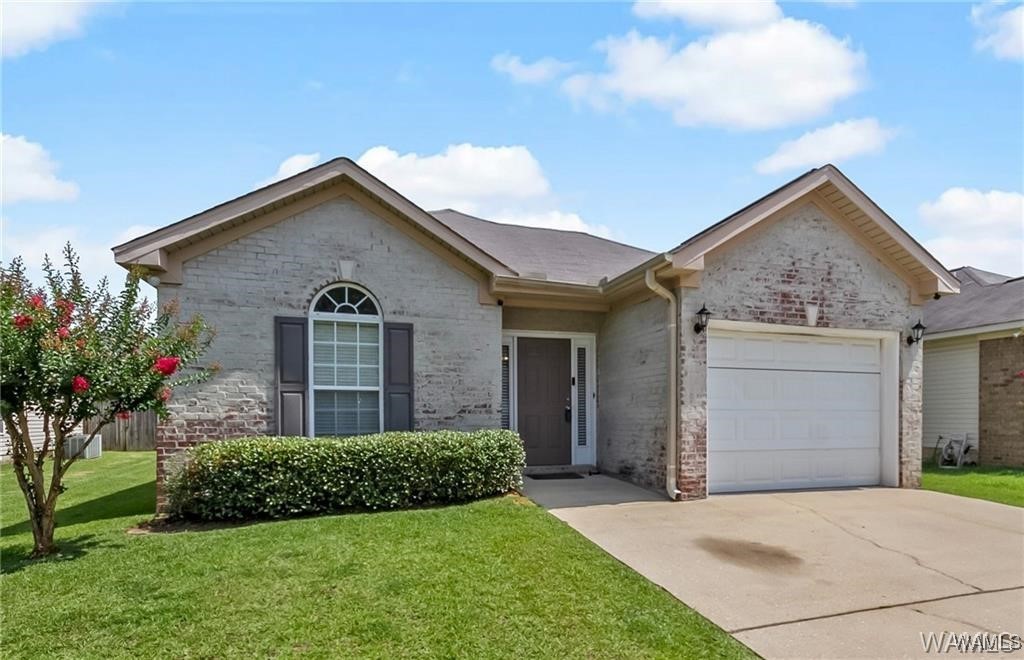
left=383, top=322, right=414, bottom=431
left=274, top=316, right=307, bottom=436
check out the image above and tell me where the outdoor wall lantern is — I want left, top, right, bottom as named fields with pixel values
left=694, top=304, right=712, bottom=334
left=906, top=320, right=926, bottom=345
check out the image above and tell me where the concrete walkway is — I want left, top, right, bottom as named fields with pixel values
left=525, top=475, right=1024, bottom=659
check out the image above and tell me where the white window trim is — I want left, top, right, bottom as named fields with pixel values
left=307, top=284, right=384, bottom=437
left=501, top=330, right=598, bottom=466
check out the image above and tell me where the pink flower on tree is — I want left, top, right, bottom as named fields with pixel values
left=116, top=411, right=131, bottom=421
left=158, top=387, right=172, bottom=402
left=153, top=356, right=181, bottom=376
left=13, top=314, right=32, bottom=329
left=56, top=299, right=74, bottom=318
left=71, top=375, right=89, bottom=394
left=28, top=294, right=44, bottom=309
left=56, top=326, right=70, bottom=339
left=1016, top=369, right=1024, bottom=379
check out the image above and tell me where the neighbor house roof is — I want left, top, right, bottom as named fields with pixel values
left=431, top=209, right=655, bottom=286
left=950, top=266, right=1014, bottom=288
left=924, top=268, right=1023, bottom=335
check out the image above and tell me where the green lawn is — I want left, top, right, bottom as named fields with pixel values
left=1, top=453, right=750, bottom=659
left=922, top=463, right=1024, bottom=507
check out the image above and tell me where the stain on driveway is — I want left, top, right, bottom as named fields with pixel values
left=695, top=536, right=804, bottom=573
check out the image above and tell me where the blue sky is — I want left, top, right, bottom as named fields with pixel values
left=2, top=1, right=1022, bottom=289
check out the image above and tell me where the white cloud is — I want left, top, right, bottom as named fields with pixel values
left=632, top=1, right=782, bottom=29
left=356, top=144, right=610, bottom=236
left=1, top=134, right=79, bottom=204
left=971, top=2, right=1024, bottom=60
left=562, top=20, right=865, bottom=130
left=755, top=117, right=896, bottom=174
left=492, top=210, right=613, bottom=238
left=491, top=53, right=574, bottom=84
left=920, top=188, right=1024, bottom=276
left=256, top=152, right=321, bottom=188
left=356, top=144, right=549, bottom=212
left=1, top=1, right=101, bottom=58
left=1, top=220, right=156, bottom=293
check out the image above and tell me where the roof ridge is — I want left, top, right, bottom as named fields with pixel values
left=431, top=208, right=655, bottom=254
left=112, top=156, right=356, bottom=251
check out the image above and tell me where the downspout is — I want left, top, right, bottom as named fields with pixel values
left=644, top=268, right=680, bottom=501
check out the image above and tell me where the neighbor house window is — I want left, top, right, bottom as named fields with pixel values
left=309, top=284, right=382, bottom=436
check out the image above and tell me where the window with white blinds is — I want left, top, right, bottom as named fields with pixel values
left=310, top=285, right=382, bottom=436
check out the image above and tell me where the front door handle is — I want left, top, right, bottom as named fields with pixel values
left=565, top=406, right=571, bottom=423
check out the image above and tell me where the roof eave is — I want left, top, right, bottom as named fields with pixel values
left=112, top=159, right=518, bottom=280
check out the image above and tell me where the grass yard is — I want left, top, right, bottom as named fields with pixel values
left=922, top=463, right=1024, bottom=507
left=0, top=453, right=751, bottom=659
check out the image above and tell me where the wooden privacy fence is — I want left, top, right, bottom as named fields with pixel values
left=84, top=411, right=157, bottom=451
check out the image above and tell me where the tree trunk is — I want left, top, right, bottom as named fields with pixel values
left=4, top=410, right=105, bottom=558
left=30, top=505, right=57, bottom=557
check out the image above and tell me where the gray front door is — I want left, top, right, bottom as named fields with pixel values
left=517, top=337, right=571, bottom=466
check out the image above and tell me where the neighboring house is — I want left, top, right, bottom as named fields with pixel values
left=113, top=160, right=959, bottom=509
left=0, top=413, right=82, bottom=459
left=923, top=267, right=1023, bottom=466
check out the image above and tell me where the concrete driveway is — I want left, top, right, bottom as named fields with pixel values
left=525, top=475, right=1024, bottom=659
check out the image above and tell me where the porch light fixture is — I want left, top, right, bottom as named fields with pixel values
left=907, top=320, right=926, bottom=345
left=694, top=304, right=711, bottom=334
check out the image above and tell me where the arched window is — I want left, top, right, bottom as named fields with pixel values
left=309, top=284, right=382, bottom=436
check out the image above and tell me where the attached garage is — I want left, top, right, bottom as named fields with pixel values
left=707, top=327, right=897, bottom=493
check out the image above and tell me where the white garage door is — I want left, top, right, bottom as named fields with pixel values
left=708, top=330, right=881, bottom=493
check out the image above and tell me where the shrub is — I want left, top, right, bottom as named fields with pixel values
left=166, top=430, right=525, bottom=520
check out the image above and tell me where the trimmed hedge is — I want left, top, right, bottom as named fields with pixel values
left=165, top=430, right=525, bottom=521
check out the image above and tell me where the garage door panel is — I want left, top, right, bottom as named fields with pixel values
left=708, top=330, right=882, bottom=493
left=712, top=333, right=880, bottom=373
left=710, top=449, right=881, bottom=493
left=710, top=410, right=878, bottom=452
left=711, top=369, right=878, bottom=412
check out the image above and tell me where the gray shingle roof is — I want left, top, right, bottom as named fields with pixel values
left=924, top=267, right=1024, bottom=334
left=951, top=266, right=1014, bottom=288
left=431, top=209, right=655, bottom=286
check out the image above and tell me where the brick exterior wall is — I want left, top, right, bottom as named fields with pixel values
left=978, top=336, right=1024, bottom=467
left=154, top=195, right=927, bottom=507
left=674, top=202, right=923, bottom=498
left=596, top=295, right=669, bottom=490
left=155, top=196, right=501, bottom=509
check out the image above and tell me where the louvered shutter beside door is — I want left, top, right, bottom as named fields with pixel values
left=275, top=316, right=308, bottom=436
left=577, top=345, right=588, bottom=447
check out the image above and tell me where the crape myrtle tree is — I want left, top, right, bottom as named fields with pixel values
left=0, top=245, right=214, bottom=557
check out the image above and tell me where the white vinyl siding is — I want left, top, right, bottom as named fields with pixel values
left=708, top=330, right=882, bottom=493
left=1, top=413, right=82, bottom=457
left=922, top=337, right=979, bottom=449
